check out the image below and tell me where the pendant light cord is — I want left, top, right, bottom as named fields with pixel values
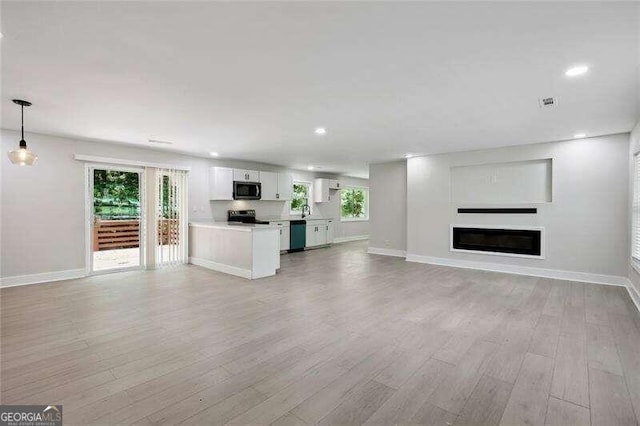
left=19, top=104, right=26, bottom=148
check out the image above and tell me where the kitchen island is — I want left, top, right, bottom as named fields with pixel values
left=256, top=216, right=336, bottom=250
left=189, top=222, right=280, bottom=279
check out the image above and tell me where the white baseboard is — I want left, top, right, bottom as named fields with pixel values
left=368, top=247, right=407, bottom=258
left=625, top=279, right=640, bottom=313
left=405, top=254, right=629, bottom=287
left=189, top=257, right=252, bottom=280
left=334, top=235, right=369, bottom=244
left=0, top=269, right=87, bottom=288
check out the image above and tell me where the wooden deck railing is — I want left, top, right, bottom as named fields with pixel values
left=93, top=219, right=140, bottom=251
left=158, top=218, right=179, bottom=246
left=93, top=218, right=179, bottom=251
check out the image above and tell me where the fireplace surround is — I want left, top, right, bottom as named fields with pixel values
left=450, top=225, right=544, bottom=258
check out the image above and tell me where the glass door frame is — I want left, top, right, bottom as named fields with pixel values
left=85, top=163, right=146, bottom=275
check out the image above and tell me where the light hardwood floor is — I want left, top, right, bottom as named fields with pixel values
left=2, top=241, right=640, bottom=425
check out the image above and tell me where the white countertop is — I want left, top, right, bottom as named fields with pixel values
left=189, top=221, right=278, bottom=232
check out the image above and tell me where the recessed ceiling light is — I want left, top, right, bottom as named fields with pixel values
left=314, top=127, right=326, bottom=135
left=573, top=133, right=586, bottom=139
left=565, top=65, right=589, bottom=77
left=307, top=166, right=314, bottom=170
left=209, top=152, right=219, bottom=157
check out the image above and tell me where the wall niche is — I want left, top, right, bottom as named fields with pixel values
left=450, top=158, right=552, bottom=204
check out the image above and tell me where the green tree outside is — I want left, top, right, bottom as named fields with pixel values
left=341, top=188, right=366, bottom=218
left=291, top=183, right=309, bottom=212
left=93, top=170, right=140, bottom=219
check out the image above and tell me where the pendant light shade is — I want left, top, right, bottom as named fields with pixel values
left=8, top=99, right=37, bottom=166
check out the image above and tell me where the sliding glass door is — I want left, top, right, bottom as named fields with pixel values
left=88, top=166, right=144, bottom=273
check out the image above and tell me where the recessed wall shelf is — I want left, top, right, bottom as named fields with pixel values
left=457, top=208, right=537, bottom=214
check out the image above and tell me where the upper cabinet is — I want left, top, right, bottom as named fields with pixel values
left=329, top=179, right=342, bottom=190
left=277, top=173, right=293, bottom=200
left=210, top=166, right=293, bottom=201
left=209, top=167, right=234, bottom=200
left=260, top=172, right=279, bottom=201
left=313, top=178, right=341, bottom=203
left=261, top=172, right=293, bottom=201
left=233, top=169, right=260, bottom=182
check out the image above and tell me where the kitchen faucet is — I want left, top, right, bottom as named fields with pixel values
left=301, top=202, right=311, bottom=218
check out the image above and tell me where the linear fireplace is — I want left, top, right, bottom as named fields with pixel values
left=451, top=225, right=544, bottom=258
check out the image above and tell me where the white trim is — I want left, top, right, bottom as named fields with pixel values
left=340, top=217, right=369, bottom=222
left=405, top=253, right=629, bottom=287
left=1, top=269, right=86, bottom=288
left=450, top=224, right=546, bottom=260
left=334, top=235, right=369, bottom=243
left=625, top=278, right=640, bottom=314
left=75, top=154, right=191, bottom=171
left=368, top=247, right=407, bottom=257
left=189, top=256, right=252, bottom=280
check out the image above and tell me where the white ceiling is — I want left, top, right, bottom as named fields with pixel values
left=1, top=1, right=638, bottom=178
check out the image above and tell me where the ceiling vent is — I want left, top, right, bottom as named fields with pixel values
left=148, top=138, right=173, bottom=145
left=538, top=97, right=558, bottom=108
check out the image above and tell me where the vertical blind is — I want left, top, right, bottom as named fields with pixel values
left=634, top=154, right=640, bottom=261
left=156, top=168, right=189, bottom=266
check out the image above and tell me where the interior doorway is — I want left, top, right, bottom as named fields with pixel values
left=88, top=166, right=145, bottom=273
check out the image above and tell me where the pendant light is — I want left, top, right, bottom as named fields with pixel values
left=8, top=99, right=37, bottom=166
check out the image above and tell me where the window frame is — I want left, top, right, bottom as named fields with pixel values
left=340, top=185, right=369, bottom=222
left=633, top=153, right=640, bottom=272
left=290, top=180, right=312, bottom=215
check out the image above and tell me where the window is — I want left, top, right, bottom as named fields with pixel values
left=633, top=154, right=640, bottom=262
left=341, top=187, right=369, bottom=221
left=291, top=181, right=311, bottom=214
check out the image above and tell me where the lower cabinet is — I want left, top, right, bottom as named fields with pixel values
left=326, top=219, right=335, bottom=244
left=305, top=220, right=329, bottom=248
left=273, top=222, right=290, bottom=251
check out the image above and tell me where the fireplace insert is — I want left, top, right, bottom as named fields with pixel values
left=451, top=226, right=542, bottom=257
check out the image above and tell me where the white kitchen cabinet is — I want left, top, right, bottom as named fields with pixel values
left=277, top=173, right=293, bottom=200
left=273, top=222, right=290, bottom=251
left=260, top=172, right=292, bottom=201
left=315, top=225, right=327, bottom=246
left=329, top=180, right=342, bottom=190
left=313, top=178, right=343, bottom=202
left=305, top=219, right=328, bottom=247
left=326, top=219, right=335, bottom=243
left=313, top=179, right=331, bottom=203
left=209, top=167, right=234, bottom=200
left=233, top=169, right=260, bottom=182
left=260, top=171, right=279, bottom=201
left=305, top=224, right=317, bottom=247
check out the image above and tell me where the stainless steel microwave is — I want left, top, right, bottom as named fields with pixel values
left=233, top=181, right=261, bottom=200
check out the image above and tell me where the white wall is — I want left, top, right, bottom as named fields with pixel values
left=368, top=161, right=406, bottom=253
left=406, top=134, right=630, bottom=279
left=0, top=130, right=368, bottom=280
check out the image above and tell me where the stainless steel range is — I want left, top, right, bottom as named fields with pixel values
left=227, top=209, right=270, bottom=224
